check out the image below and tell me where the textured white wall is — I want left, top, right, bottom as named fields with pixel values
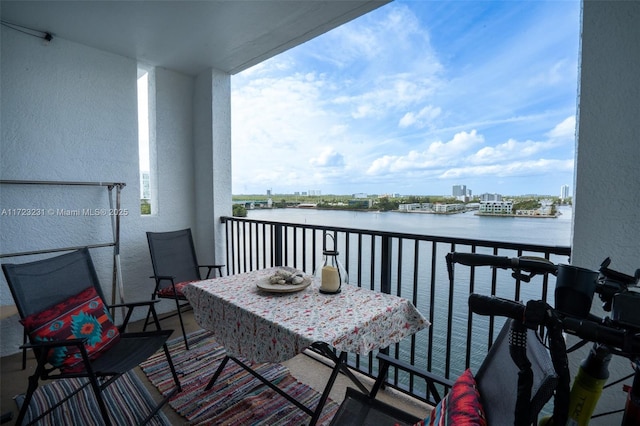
left=570, top=2, right=640, bottom=423
left=193, top=69, right=231, bottom=268
left=572, top=1, right=640, bottom=272
left=0, top=28, right=230, bottom=355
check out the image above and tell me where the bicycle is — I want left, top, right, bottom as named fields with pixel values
left=445, top=252, right=640, bottom=425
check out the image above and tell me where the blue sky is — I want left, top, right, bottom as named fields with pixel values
left=231, top=0, right=580, bottom=197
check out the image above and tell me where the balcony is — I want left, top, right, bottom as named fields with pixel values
left=1, top=217, right=572, bottom=424
left=221, top=216, right=571, bottom=406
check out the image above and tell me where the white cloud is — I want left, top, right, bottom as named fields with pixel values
left=399, top=105, right=442, bottom=128
left=367, top=130, right=484, bottom=174
left=546, top=115, right=576, bottom=141
left=440, top=159, right=574, bottom=179
left=310, top=148, right=345, bottom=167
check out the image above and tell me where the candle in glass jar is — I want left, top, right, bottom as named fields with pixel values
left=321, top=265, right=340, bottom=292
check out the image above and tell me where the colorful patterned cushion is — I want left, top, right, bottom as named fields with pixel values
left=425, top=368, right=487, bottom=426
left=156, top=280, right=194, bottom=297
left=21, top=286, right=121, bottom=372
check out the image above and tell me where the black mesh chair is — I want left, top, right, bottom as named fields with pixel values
left=145, top=228, right=224, bottom=350
left=330, top=319, right=558, bottom=425
left=2, top=247, right=181, bottom=426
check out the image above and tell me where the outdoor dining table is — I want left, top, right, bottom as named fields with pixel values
left=183, top=266, right=429, bottom=425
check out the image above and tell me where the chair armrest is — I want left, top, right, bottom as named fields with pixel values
left=199, top=264, right=225, bottom=279
left=107, top=300, right=161, bottom=329
left=374, top=352, right=455, bottom=403
left=108, top=300, right=159, bottom=309
left=20, top=337, right=87, bottom=351
left=150, top=275, right=175, bottom=282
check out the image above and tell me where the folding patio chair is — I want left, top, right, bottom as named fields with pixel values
left=145, top=228, right=224, bottom=350
left=330, top=319, right=558, bottom=425
left=2, top=247, right=182, bottom=426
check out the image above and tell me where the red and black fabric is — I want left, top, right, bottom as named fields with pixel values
left=156, top=280, right=196, bottom=298
left=21, top=286, right=121, bottom=372
left=425, top=368, right=487, bottom=426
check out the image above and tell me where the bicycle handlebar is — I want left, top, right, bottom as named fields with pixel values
left=447, top=252, right=558, bottom=275
left=468, top=293, right=525, bottom=319
left=469, top=294, right=640, bottom=355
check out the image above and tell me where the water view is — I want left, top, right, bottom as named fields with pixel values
left=248, top=205, right=572, bottom=247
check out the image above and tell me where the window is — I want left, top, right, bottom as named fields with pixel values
left=137, top=67, right=155, bottom=215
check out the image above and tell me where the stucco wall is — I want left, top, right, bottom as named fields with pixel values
left=570, top=2, right=640, bottom=422
left=0, top=27, right=228, bottom=356
left=572, top=1, right=640, bottom=272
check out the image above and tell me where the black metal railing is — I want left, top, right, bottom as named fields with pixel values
left=221, top=215, right=571, bottom=405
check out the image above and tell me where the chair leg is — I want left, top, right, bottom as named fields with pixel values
left=15, top=374, right=39, bottom=426
left=22, top=329, right=27, bottom=370
left=205, top=355, right=231, bottom=391
left=88, top=375, right=112, bottom=426
left=142, top=294, right=156, bottom=332
left=174, top=297, right=189, bottom=350
left=162, top=343, right=182, bottom=393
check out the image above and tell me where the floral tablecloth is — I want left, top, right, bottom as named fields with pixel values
left=183, top=267, right=429, bottom=363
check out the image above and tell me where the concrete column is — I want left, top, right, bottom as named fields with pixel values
left=573, top=1, right=640, bottom=272
left=193, top=69, right=232, bottom=269
left=570, top=3, right=640, bottom=422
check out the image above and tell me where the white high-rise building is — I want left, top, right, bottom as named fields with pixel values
left=560, top=185, right=570, bottom=200
left=452, top=184, right=466, bottom=197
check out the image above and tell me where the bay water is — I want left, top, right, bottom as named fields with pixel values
left=248, top=205, right=572, bottom=247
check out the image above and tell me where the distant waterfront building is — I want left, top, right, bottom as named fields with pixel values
left=479, top=200, right=513, bottom=214
left=560, top=185, right=570, bottom=200
left=434, top=203, right=465, bottom=213
left=266, top=189, right=272, bottom=196
left=308, top=189, right=321, bottom=196
left=398, top=203, right=433, bottom=212
left=352, top=193, right=368, bottom=199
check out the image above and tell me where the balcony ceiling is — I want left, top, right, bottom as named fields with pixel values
left=0, top=0, right=390, bottom=75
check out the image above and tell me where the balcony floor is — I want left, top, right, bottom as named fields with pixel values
left=0, top=309, right=430, bottom=425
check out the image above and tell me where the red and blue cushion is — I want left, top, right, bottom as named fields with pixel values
left=21, top=286, right=120, bottom=372
left=410, top=368, right=486, bottom=426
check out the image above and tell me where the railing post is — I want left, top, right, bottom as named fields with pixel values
left=274, top=224, right=283, bottom=266
left=380, top=235, right=392, bottom=294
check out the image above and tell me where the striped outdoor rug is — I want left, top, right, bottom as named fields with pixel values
left=140, top=329, right=339, bottom=425
left=14, top=370, right=170, bottom=425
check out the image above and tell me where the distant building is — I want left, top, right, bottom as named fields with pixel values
left=560, top=185, right=570, bottom=200
left=266, top=189, right=272, bottom=196
left=452, top=184, right=467, bottom=197
left=479, top=200, right=513, bottom=214
left=398, top=203, right=433, bottom=212
left=352, top=193, right=368, bottom=199
left=308, top=189, right=321, bottom=196
left=434, top=203, right=465, bottom=213
left=140, top=171, right=150, bottom=199
left=480, top=193, right=502, bottom=202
